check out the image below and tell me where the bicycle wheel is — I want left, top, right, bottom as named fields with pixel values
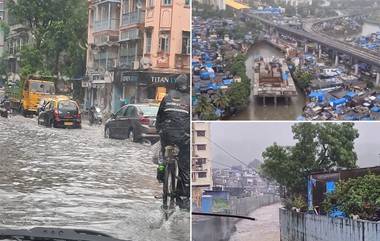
left=163, top=162, right=176, bottom=210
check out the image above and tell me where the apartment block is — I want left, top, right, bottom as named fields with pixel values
left=192, top=122, right=213, bottom=208
left=84, top=0, right=190, bottom=112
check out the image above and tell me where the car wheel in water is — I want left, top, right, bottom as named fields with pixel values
left=104, top=127, right=110, bottom=138
left=128, top=129, right=138, bottom=142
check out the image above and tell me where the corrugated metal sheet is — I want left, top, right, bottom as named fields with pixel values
left=280, top=209, right=380, bottom=241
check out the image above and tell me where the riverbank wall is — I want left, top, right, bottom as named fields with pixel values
left=280, top=208, right=380, bottom=241
left=192, top=194, right=280, bottom=241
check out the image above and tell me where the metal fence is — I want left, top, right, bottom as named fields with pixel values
left=280, top=208, right=380, bottom=241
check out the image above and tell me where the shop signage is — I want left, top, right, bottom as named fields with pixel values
left=121, top=73, right=138, bottom=83
left=150, top=76, right=177, bottom=84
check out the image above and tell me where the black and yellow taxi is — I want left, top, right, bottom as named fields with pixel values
left=38, top=98, right=81, bottom=128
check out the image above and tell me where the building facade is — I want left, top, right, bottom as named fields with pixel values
left=192, top=122, right=213, bottom=208
left=84, top=0, right=190, bottom=113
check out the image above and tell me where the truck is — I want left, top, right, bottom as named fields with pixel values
left=5, top=75, right=56, bottom=116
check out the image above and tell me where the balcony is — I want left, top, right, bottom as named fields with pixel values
left=121, top=10, right=145, bottom=27
left=193, top=165, right=207, bottom=172
left=119, top=56, right=134, bottom=69
left=93, top=19, right=119, bottom=32
left=156, top=52, right=170, bottom=68
left=175, top=54, right=190, bottom=69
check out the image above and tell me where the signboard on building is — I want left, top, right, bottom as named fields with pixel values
left=81, top=81, right=90, bottom=88
left=121, top=73, right=138, bottom=83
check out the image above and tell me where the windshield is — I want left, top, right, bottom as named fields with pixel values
left=29, top=81, right=55, bottom=94
left=58, top=100, right=77, bottom=111
left=139, top=106, right=159, bottom=116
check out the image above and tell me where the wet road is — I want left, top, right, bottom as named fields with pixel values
left=0, top=115, right=189, bottom=241
left=229, top=203, right=281, bottom=241
left=228, top=42, right=306, bottom=120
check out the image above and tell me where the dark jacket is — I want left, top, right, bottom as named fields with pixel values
left=156, top=89, right=190, bottom=134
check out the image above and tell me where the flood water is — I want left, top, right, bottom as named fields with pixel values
left=0, top=115, right=189, bottom=241
left=227, top=42, right=306, bottom=120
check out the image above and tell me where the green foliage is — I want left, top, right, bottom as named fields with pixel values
left=8, top=0, right=87, bottom=77
left=323, top=174, right=380, bottom=220
left=212, top=90, right=230, bottom=110
left=294, top=69, right=313, bottom=89
left=195, top=96, right=217, bottom=120
left=261, top=123, right=359, bottom=198
left=213, top=198, right=230, bottom=211
left=283, top=194, right=307, bottom=211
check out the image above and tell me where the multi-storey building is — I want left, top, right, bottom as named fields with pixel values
left=2, top=0, right=32, bottom=78
left=84, top=0, right=190, bottom=112
left=192, top=122, right=213, bottom=208
left=0, top=0, right=5, bottom=56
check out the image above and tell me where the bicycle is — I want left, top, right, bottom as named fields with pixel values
left=162, top=144, right=180, bottom=220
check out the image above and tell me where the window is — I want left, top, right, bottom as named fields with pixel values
left=196, top=158, right=206, bottom=165
left=196, top=130, right=205, bottom=136
left=159, top=32, right=170, bottom=53
left=145, top=29, right=152, bottom=54
left=182, top=31, right=190, bottom=55
left=198, top=172, right=207, bottom=178
left=116, top=107, right=127, bottom=117
left=147, top=0, right=154, bottom=8
left=125, top=106, right=135, bottom=117
left=185, top=0, right=190, bottom=6
left=197, top=144, right=206, bottom=151
left=162, top=0, right=172, bottom=5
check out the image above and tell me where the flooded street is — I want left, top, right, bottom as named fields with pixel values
left=229, top=203, right=281, bottom=241
left=228, top=42, right=306, bottom=120
left=0, top=115, right=189, bottom=241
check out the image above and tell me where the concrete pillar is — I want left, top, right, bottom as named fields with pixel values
left=318, top=45, right=322, bottom=59
left=335, top=54, right=339, bottom=66
left=354, top=63, right=359, bottom=75
left=108, top=3, right=111, bottom=28
left=274, top=96, right=277, bottom=106
left=304, top=44, right=308, bottom=53
left=376, top=73, right=380, bottom=86
left=263, top=96, right=266, bottom=106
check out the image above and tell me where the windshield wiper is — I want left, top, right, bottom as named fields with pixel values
left=0, top=227, right=131, bottom=241
left=192, top=212, right=256, bottom=221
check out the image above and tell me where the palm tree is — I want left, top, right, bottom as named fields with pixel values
left=195, top=96, right=215, bottom=119
left=212, top=90, right=230, bottom=110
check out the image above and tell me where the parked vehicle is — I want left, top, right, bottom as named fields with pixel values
left=0, top=99, right=11, bottom=118
left=6, top=75, right=56, bottom=116
left=104, top=104, right=159, bottom=143
left=38, top=99, right=81, bottom=128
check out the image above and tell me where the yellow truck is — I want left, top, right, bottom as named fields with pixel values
left=6, top=75, right=56, bottom=116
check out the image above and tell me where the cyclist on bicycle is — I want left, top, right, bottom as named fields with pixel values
left=155, top=74, right=190, bottom=209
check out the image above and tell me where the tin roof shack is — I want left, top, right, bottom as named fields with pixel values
left=307, top=166, right=380, bottom=214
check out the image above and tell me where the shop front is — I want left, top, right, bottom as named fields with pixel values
left=113, top=70, right=189, bottom=111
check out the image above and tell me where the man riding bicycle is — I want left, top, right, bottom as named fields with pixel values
left=155, top=74, right=190, bottom=210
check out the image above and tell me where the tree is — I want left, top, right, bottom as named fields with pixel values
left=294, top=69, right=313, bottom=90
left=212, top=90, right=230, bottom=110
left=195, top=96, right=217, bottom=120
left=323, top=174, right=380, bottom=221
left=261, top=123, right=359, bottom=198
left=7, top=0, right=87, bottom=78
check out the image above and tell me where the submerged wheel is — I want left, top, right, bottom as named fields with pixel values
left=104, top=127, right=110, bottom=138
left=163, top=161, right=178, bottom=212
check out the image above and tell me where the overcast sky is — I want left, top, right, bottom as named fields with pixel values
left=210, top=122, right=380, bottom=168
